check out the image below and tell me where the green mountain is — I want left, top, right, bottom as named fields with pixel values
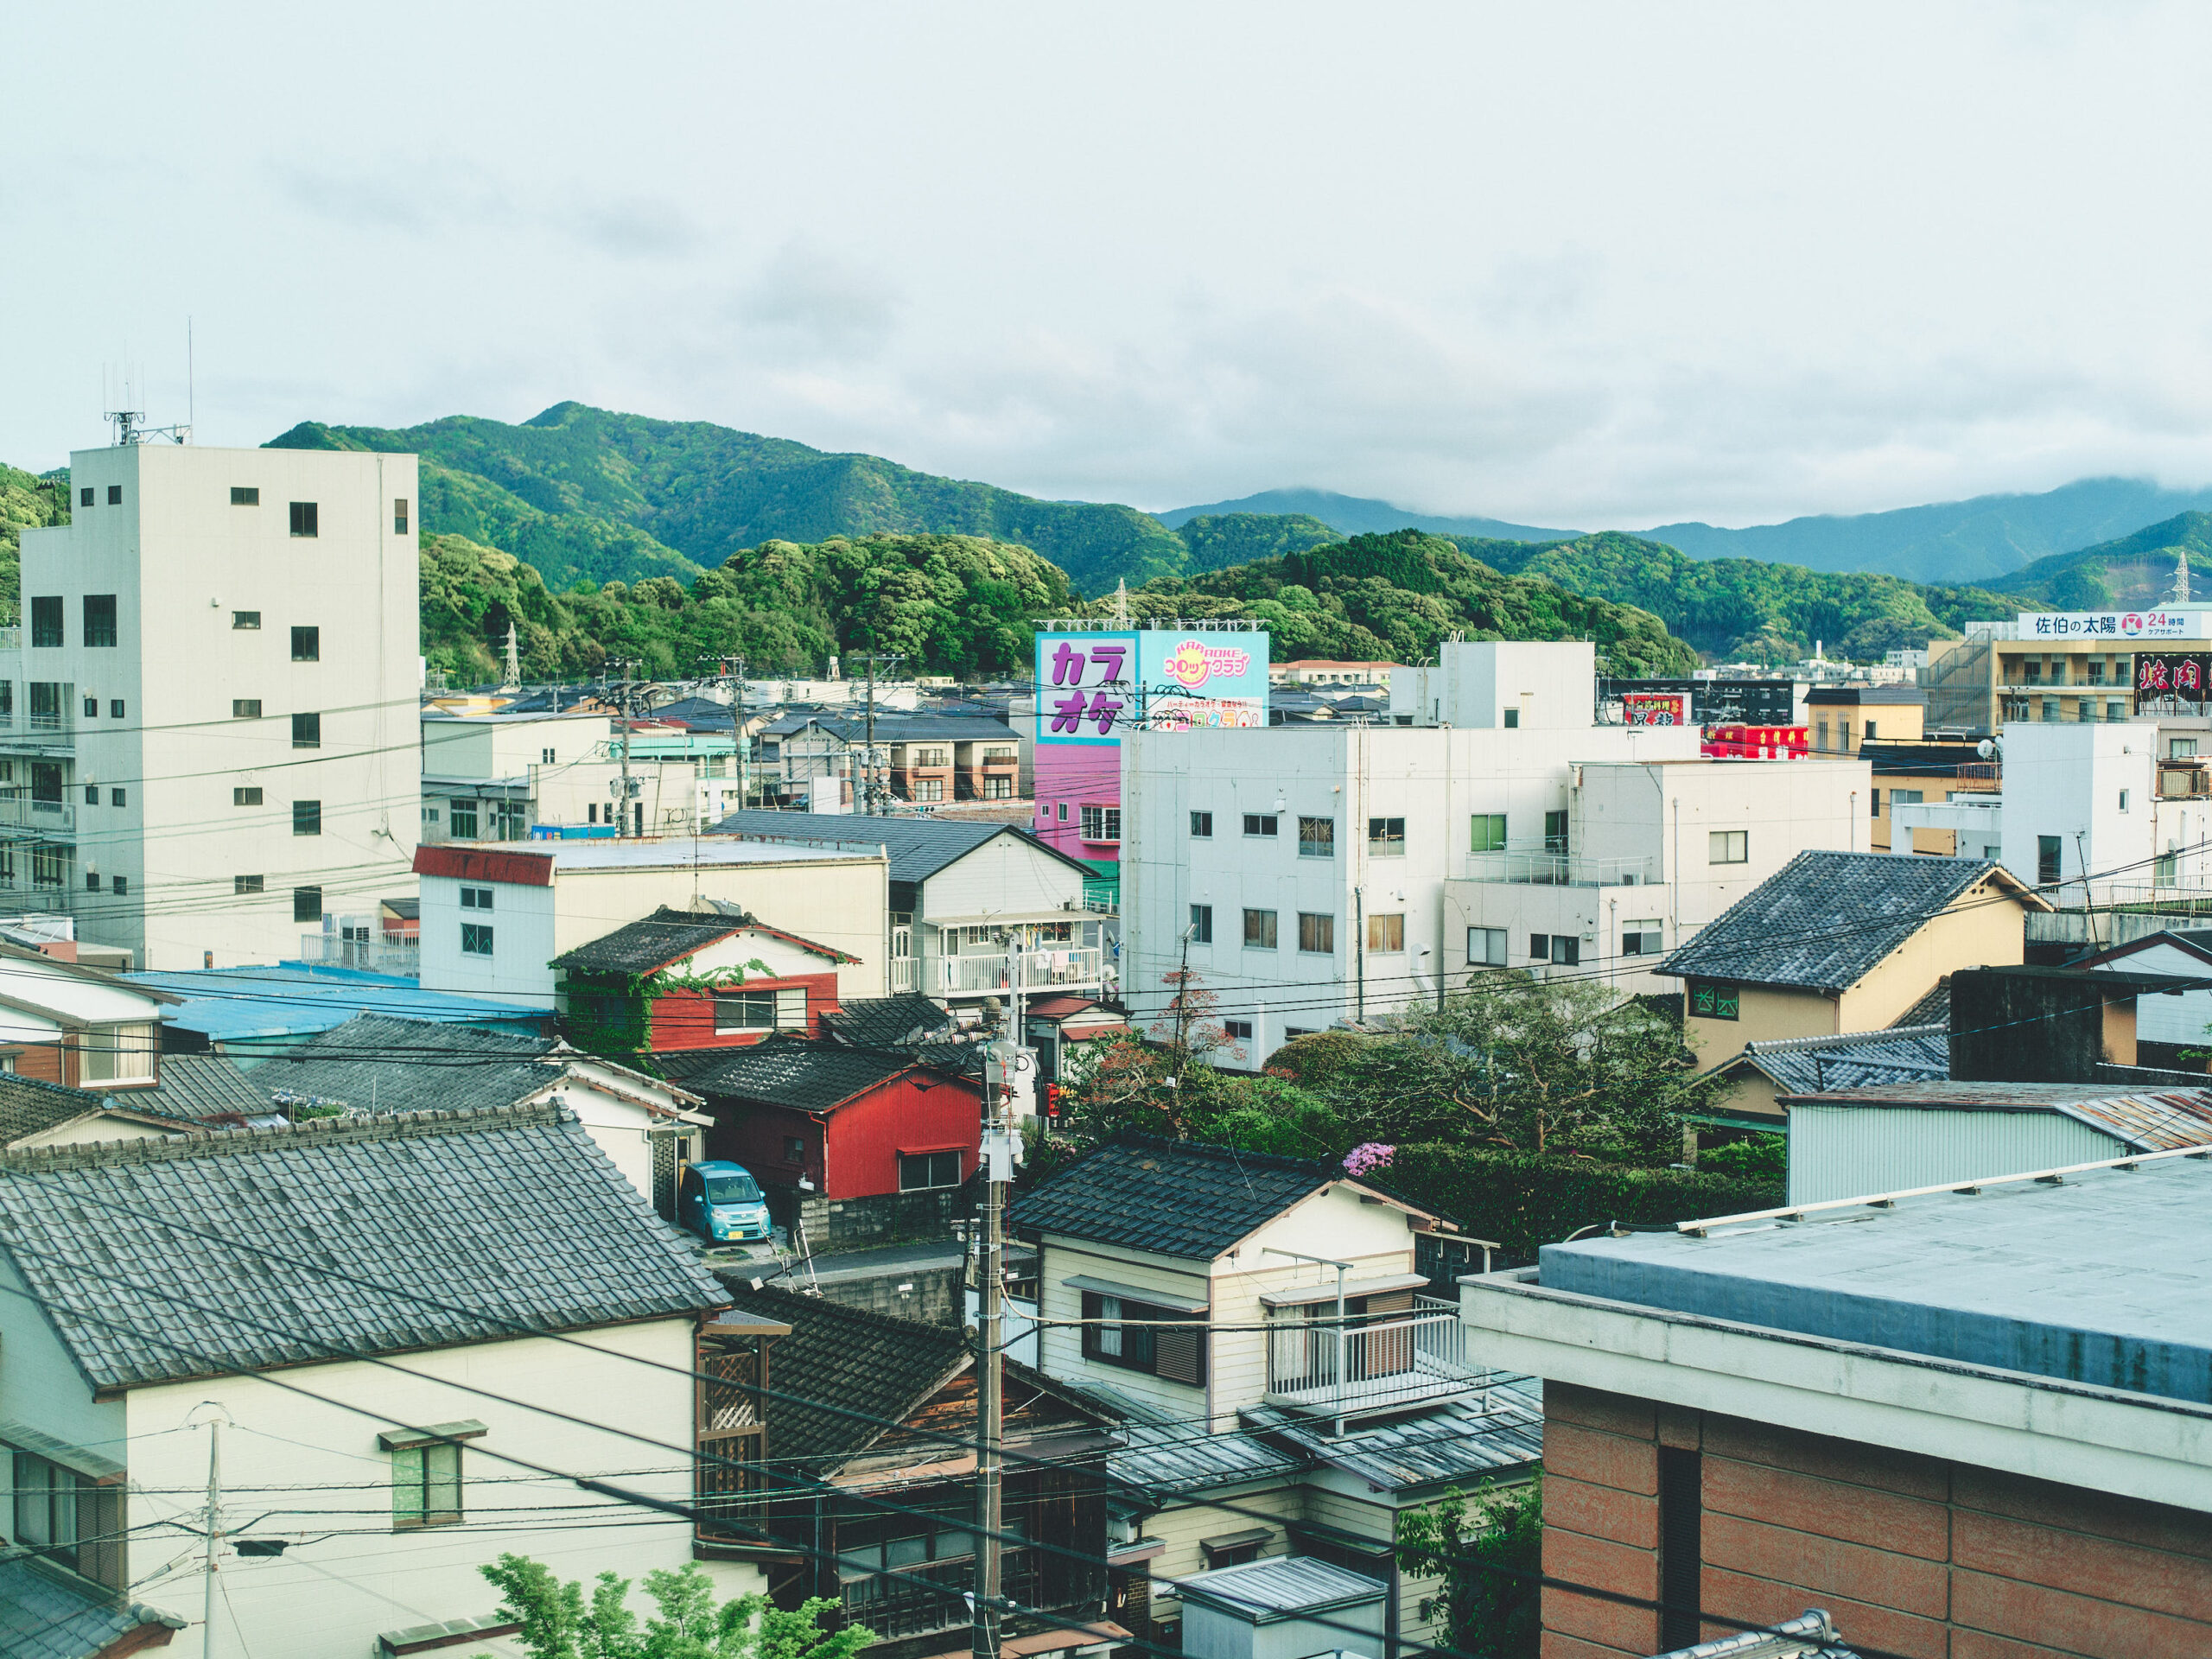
left=270, top=403, right=1188, bottom=594
left=1177, top=512, right=1342, bottom=574
left=1161, top=487, right=1577, bottom=543
left=1127, top=530, right=1703, bottom=678
left=1993, top=512, right=2211, bottom=610
left=0, top=462, right=69, bottom=624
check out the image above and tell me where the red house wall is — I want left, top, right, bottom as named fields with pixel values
left=705, top=1069, right=982, bottom=1201
left=1539, top=1380, right=2212, bottom=1659
left=646, top=972, right=842, bottom=1053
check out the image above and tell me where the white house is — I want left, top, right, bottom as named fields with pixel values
left=0, top=940, right=176, bottom=1088
left=1121, top=645, right=1706, bottom=1057
left=0, top=1102, right=750, bottom=1659
left=413, top=838, right=891, bottom=1007
left=4, top=440, right=420, bottom=969
left=1998, top=719, right=2212, bottom=900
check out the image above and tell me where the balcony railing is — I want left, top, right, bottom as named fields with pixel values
left=0, top=795, right=74, bottom=835
left=1263, top=1296, right=1484, bottom=1421
left=925, top=947, right=1109, bottom=995
left=296, top=934, right=422, bottom=976
left=889, top=957, right=918, bottom=994
left=843, top=1548, right=1095, bottom=1641
left=1464, top=851, right=1656, bottom=887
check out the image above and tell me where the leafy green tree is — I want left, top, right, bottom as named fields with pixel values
left=1396, top=1477, right=1542, bottom=1659
left=476, top=1555, right=869, bottom=1659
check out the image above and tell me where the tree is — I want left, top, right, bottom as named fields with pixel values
left=475, top=1555, right=871, bottom=1659
left=1396, top=1477, right=1542, bottom=1659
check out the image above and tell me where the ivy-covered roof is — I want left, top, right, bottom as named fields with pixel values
left=553, top=906, right=856, bottom=976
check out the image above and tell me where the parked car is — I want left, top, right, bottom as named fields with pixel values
left=677, top=1160, right=774, bottom=1244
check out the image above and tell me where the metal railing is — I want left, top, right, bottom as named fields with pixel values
left=1463, top=850, right=1656, bottom=887
left=843, top=1548, right=1090, bottom=1640
left=295, top=934, right=422, bottom=976
left=925, top=947, right=1108, bottom=995
left=889, top=957, right=918, bottom=994
left=1263, top=1298, right=1480, bottom=1419
left=0, top=795, right=73, bottom=834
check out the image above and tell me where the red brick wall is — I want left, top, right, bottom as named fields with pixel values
left=1541, top=1381, right=2212, bottom=1659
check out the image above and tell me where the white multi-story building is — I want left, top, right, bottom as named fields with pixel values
left=5, top=442, right=419, bottom=968
left=1999, top=720, right=2212, bottom=901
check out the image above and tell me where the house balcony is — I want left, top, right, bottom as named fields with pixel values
left=923, top=947, right=1109, bottom=997
left=1465, top=851, right=1656, bottom=887
left=0, top=796, right=73, bottom=836
left=844, top=1547, right=1101, bottom=1641
left=296, top=933, right=422, bottom=976
left=1262, top=1296, right=1486, bottom=1421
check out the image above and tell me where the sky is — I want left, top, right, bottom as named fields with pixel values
left=7, top=3, right=2212, bottom=529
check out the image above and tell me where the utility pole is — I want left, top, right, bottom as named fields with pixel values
left=973, top=1014, right=1018, bottom=1659
left=190, top=1403, right=232, bottom=1658
left=865, top=652, right=877, bottom=817
left=1172, top=921, right=1196, bottom=1117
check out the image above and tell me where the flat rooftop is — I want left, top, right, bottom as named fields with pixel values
left=1538, top=1155, right=2212, bottom=1404
left=545, top=838, right=880, bottom=872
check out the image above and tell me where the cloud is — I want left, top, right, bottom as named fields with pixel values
left=276, top=159, right=709, bottom=262
left=735, top=241, right=905, bottom=360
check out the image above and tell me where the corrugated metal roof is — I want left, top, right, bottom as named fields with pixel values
left=1241, top=1375, right=1542, bottom=1491
left=1058, top=1378, right=1306, bottom=1495
left=1775, top=1077, right=2212, bottom=1149
left=1177, top=1555, right=1386, bottom=1618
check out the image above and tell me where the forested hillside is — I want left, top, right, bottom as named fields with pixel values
left=0, top=462, right=67, bottom=621
left=1994, top=512, right=2210, bottom=610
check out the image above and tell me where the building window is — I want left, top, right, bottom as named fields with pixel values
left=234, top=786, right=263, bottom=806
left=291, top=626, right=320, bottom=662
left=1708, top=830, right=1747, bottom=864
left=292, top=799, right=321, bottom=836
left=294, top=886, right=321, bottom=921
left=1190, top=810, right=1213, bottom=837
left=1368, top=816, right=1405, bottom=855
left=82, top=595, right=117, bottom=648
left=714, top=991, right=775, bottom=1032
left=1367, top=912, right=1404, bottom=952
left=289, top=501, right=319, bottom=537
left=109, top=699, right=123, bottom=720
left=82, top=785, right=97, bottom=806
left=79, top=486, right=92, bottom=507
left=898, top=1149, right=963, bottom=1192
left=1080, top=804, right=1121, bottom=843
left=982, top=774, right=1013, bottom=799
left=292, top=711, right=321, bottom=748
left=13, top=1450, right=117, bottom=1587
left=1870, top=789, right=1881, bottom=817
left=2108, top=700, right=2127, bottom=722
left=81, top=696, right=97, bottom=719
left=1080, top=1291, right=1206, bottom=1382
left=394, top=498, right=410, bottom=535
left=1223, top=1019, right=1254, bottom=1041
left=1688, top=980, right=1740, bottom=1020
left=29, top=847, right=64, bottom=889
left=912, top=779, right=946, bottom=802
left=1297, top=912, right=1335, bottom=953
left=236, top=874, right=264, bottom=895
left=1621, top=919, right=1664, bottom=957
left=448, top=799, right=479, bottom=838
left=1189, top=904, right=1212, bottom=944
left=1544, top=809, right=1568, bottom=854
left=232, top=699, right=262, bottom=719
left=111, top=876, right=127, bottom=895
left=1056, top=802, right=1067, bottom=822
left=1471, top=813, right=1506, bottom=853
left=233, top=611, right=261, bottom=630
left=1243, top=812, right=1278, bottom=837
left=29, top=762, right=60, bottom=804
left=1658, top=1446, right=1702, bottom=1649
left=1865, top=720, right=1878, bottom=741
left=1891, top=790, right=1923, bottom=808
left=28, top=684, right=60, bottom=732
left=231, top=486, right=259, bottom=505
left=84, top=872, right=99, bottom=892
left=1297, top=816, right=1335, bottom=857
left=391, top=1441, right=462, bottom=1529
left=461, top=923, right=494, bottom=956
left=1529, top=932, right=1579, bottom=965
left=1503, top=707, right=1520, bottom=728
left=2041, top=697, right=2058, bottom=722
left=541, top=747, right=556, bottom=765
left=1243, top=908, right=1278, bottom=949
left=109, top=787, right=124, bottom=807
left=2120, top=788, right=2132, bottom=813
left=29, top=597, right=60, bottom=648
left=460, top=886, right=493, bottom=910
left=1468, top=926, right=1506, bottom=966
left=783, top=1135, right=805, bottom=1162
left=2037, top=834, right=2062, bottom=887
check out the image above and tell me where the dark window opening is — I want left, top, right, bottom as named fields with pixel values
left=2037, top=834, right=2063, bottom=887
left=231, top=486, right=259, bottom=506
left=29, top=597, right=61, bottom=649
left=1188, top=904, right=1212, bottom=944
left=82, top=595, right=117, bottom=648
left=79, top=487, right=93, bottom=508
left=105, top=484, right=121, bottom=505
left=289, top=501, right=319, bottom=537
left=232, top=699, right=262, bottom=719
left=898, top=1150, right=963, bottom=1191
left=293, top=885, right=321, bottom=921
left=292, top=711, right=321, bottom=749
left=394, top=498, right=410, bottom=535
left=293, top=799, right=321, bottom=836
left=291, top=626, right=320, bottom=662
left=1658, top=1446, right=1701, bottom=1649
left=1080, top=1290, right=1207, bottom=1383
left=236, top=874, right=264, bottom=895
left=234, top=786, right=263, bottom=806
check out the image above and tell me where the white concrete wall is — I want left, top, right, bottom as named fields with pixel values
left=118, top=1319, right=758, bottom=1659
left=421, top=714, right=613, bottom=780
left=10, top=444, right=420, bottom=969
left=1998, top=721, right=2160, bottom=895
left=1121, top=722, right=1700, bottom=1057
left=418, top=872, right=559, bottom=1002
left=1388, top=641, right=1596, bottom=730
left=918, top=835, right=1087, bottom=922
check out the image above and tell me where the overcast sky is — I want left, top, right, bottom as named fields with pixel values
left=7, top=3, right=2212, bottom=528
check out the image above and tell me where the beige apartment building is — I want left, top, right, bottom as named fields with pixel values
left=1923, top=618, right=2212, bottom=734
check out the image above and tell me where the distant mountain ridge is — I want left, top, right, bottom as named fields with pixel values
left=1160, top=486, right=1578, bottom=544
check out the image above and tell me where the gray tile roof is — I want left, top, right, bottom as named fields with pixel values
left=1732, top=1027, right=1950, bottom=1096
left=130, top=1053, right=276, bottom=1122
left=553, top=906, right=757, bottom=976
left=0, top=1077, right=105, bottom=1146
left=1012, top=1136, right=1334, bottom=1261
left=0, top=1102, right=728, bottom=1391
left=660, top=1037, right=945, bottom=1114
left=705, top=810, right=1087, bottom=885
left=1891, top=978, right=1952, bottom=1029
left=0, top=1550, right=185, bottom=1659
left=823, top=994, right=959, bottom=1051
left=260, top=1014, right=561, bottom=1116
left=1656, top=851, right=2024, bottom=994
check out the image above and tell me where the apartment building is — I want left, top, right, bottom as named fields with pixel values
left=1922, top=612, right=2212, bottom=735
left=3, top=442, right=419, bottom=968
left=1805, top=683, right=1924, bottom=754
left=420, top=709, right=745, bottom=842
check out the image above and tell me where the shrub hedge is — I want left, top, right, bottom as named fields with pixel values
left=1382, top=1144, right=1784, bottom=1264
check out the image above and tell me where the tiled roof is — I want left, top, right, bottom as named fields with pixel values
left=706, top=810, right=1088, bottom=884
left=1656, top=851, right=2031, bottom=994
left=1891, top=978, right=1952, bottom=1029
left=0, top=1102, right=728, bottom=1391
left=1011, top=1135, right=1335, bottom=1260
left=714, top=1283, right=967, bottom=1472
left=660, top=1037, right=942, bottom=1113
left=1732, top=1027, right=1950, bottom=1096
left=0, top=1076, right=105, bottom=1146
left=131, top=1053, right=276, bottom=1122
left=259, top=1014, right=563, bottom=1116
left=0, top=1550, right=185, bottom=1659
left=822, top=995, right=959, bottom=1051
left=554, top=906, right=759, bottom=976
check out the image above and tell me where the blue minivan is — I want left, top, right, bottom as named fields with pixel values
left=677, top=1160, right=774, bottom=1245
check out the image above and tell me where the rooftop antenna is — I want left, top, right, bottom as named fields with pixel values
left=104, top=338, right=193, bottom=448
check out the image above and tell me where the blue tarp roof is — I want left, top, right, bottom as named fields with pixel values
left=121, top=963, right=548, bottom=1043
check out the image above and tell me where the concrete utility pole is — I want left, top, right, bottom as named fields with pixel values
left=856, top=652, right=906, bottom=816
left=972, top=1018, right=1018, bottom=1659
left=190, top=1402, right=232, bottom=1658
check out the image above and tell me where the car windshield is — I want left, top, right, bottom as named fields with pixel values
left=704, top=1173, right=761, bottom=1204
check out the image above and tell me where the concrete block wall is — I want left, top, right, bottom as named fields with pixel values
left=1539, top=1381, right=2212, bottom=1659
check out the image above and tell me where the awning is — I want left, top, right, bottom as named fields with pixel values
left=1062, top=1274, right=1209, bottom=1314
left=925, top=910, right=1094, bottom=929
left=1259, top=1272, right=1431, bottom=1309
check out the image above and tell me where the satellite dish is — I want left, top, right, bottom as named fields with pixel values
left=1976, top=739, right=1998, bottom=760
